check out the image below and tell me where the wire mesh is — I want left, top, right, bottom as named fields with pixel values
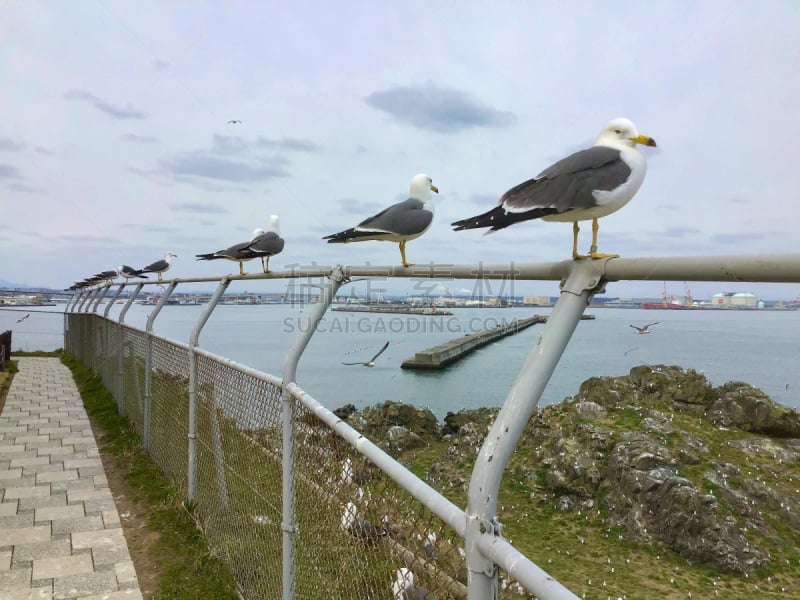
left=148, top=335, right=191, bottom=489
left=121, top=326, right=147, bottom=435
left=192, top=352, right=285, bottom=599
left=289, top=398, right=468, bottom=600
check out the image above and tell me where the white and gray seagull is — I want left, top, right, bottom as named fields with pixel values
left=452, top=118, right=657, bottom=259
left=247, top=215, right=285, bottom=273
left=323, top=174, right=438, bottom=268
left=116, top=265, right=149, bottom=280
left=140, top=252, right=177, bottom=282
left=630, top=322, right=660, bottom=334
left=341, top=341, right=390, bottom=367
left=195, top=228, right=266, bottom=275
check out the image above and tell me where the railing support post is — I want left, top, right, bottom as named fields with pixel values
left=144, top=282, right=178, bottom=450
left=465, top=260, right=605, bottom=600
left=280, top=266, right=345, bottom=600
left=116, top=283, right=144, bottom=416
left=187, top=278, right=230, bottom=501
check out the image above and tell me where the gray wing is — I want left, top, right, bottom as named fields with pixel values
left=216, top=240, right=260, bottom=260
left=356, top=198, right=433, bottom=236
left=368, top=341, right=390, bottom=363
left=142, top=259, right=168, bottom=272
left=248, top=232, right=285, bottom=255
left=501, top=146, right=631, bottom=213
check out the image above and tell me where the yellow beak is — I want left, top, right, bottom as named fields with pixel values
left=631, top=134, right=657, bottom=147
left=431, top=185, right=439, bottom=194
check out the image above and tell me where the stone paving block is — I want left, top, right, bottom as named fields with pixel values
left=101, top=510, right=120, bottom=527
left=9, top=457, right=50, bottom=468
left=63, top=458, right=102, bottom=470
left=32, top=553, right=93, bottom=580
left=67, top=490, right=109, bottom=503
left=18, top=492, right=67, bottom=511
left=4, top=585, right=54, bottom=600
left=81, top=590, right=143, bottom=600
left=37, top=447, right=75, bottom=457
left=0, top=563, right=33, bottom=588
left=0, top=548, right=10, bottom=570
left=12, top=435, right=51, bottom=445
left=71, top=528, right=126, bottom=550
left=52, top=569, right=118, bottom=599
left=24, top=463, right=67, bottom=475
left=83, top=498, right=118, bottom=513
left=51, top=515, right=104, bottom=535
left=0, top=445, right=32, bottom=456
left=0, top=500, right=19, bottom=516
left=3, top=486, right=51, bottom=499
left=0, top=468, right=24, bottom=480
left=13, top=539, right=72, bottom=562
left=36, top=504, right=85, bottom=522
left=0, top=513, right=34, bottom=529
left=36, top=470, right=79, bottom=484
left=0, top=526, right=51, bottom=546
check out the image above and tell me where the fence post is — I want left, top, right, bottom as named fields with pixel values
left=90, top=283, right=110, bottom=313
left=116, top=283, right=144, bottom=416
left=144, top=282, right=177, bottom=450
left=280, top=266, right=345, bottom=600
left=465, top=260, right=604, bottom=600
left=187, top=278, right=230, bottom=501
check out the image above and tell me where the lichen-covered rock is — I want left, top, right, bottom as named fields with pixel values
left=345, top=401, right=441, bottom=439
left=707, top=382, right=800, bottom=437
left=629, top=364, right=712, bottom=405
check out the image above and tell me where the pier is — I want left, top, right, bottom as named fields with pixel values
left=401, top=315, right=546, bottom=370
left=332, top=304, right=453, bottom=315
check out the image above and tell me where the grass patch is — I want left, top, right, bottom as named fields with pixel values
left=13, top=349, right=63, bottom=357
left=61, top=352, right=239, bottom=600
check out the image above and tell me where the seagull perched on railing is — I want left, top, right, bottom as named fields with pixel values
left=341, top=341, right=389, bottom=367
left=323, top=174, right=438, bottom=268
left=140, top=252, right=177, bottom=281
left=195, top=228, right=266, bottom=275
left=116, top=265, right=149, bottom=280
left=451, top=118, right=656, bottom=259
left=247, top=215, right=284, bottom=273
left=630, top=322, right=660, bottom=334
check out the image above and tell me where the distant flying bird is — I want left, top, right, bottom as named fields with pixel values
left=140, top=252, right=177, bottom=281
left=246, top=215, right=285, bottom=273
left=630, top=322, right=660, bottom=334
left=227, top=119, right=241, bottom=124
left=323, top=174, right=438, bottom=268
left=341, top=341, right=389, bottom=367
left=116, top=265, right=149, bottom=280
left=16, top=314, right=30, bottom=323
left=451, top=118, right=657, bottom=259
left=195, top=228, right=266, bottom=275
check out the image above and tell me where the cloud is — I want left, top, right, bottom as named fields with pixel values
left=6, top=182, right=43, bottom=194
left=364, top=83, right=516, bottom=133
left=0, top=137, right=25, bottom=152
left=256, top=136, right=319, bottom=152
left=0, top=164, right=21, bottom=179
left=158, top=154, right=288, bottom=183
left=467, top=193, right=498, bottom=206
left=709, top=232, right=772, bottom=244
left=121, top=133, right=158, bottom=144
left=64, top=90, right=146, bottom=120
left=211, top=135, right=319, bottom=155
left=167, top=202, right=230, bottom=214
left=55, top=233, right=118, bottom=244
left=34, top=146, right=54, bottom=156
left=650, top=226, right=702, bottom=238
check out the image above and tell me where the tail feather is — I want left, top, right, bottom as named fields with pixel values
left=323, top=228, right=377, bottom=243
left=451, top=206, right=557, bottom=232
left=196, top=253, right=221, bottom=261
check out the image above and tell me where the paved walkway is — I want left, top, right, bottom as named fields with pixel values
left=0, top=357, right=142, bottom=600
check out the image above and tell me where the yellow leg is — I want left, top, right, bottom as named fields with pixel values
left=399, top=241, right=413, bottom=268
left=572, top=222, right=589, bottom=260
left=157, top=273, right=163, bottom=282
left=263, top=256, right=271, bottom=274
left=239, top=261, right=246, bottom=276
left=588, top=218, right=619, bottom=259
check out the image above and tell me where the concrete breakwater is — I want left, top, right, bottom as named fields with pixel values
left=401, top=315, right=547, bottom=369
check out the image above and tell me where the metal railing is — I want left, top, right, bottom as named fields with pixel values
left=63, top=254, right=800, bottom=599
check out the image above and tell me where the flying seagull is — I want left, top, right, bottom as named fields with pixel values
left=227, top=119, right=241, bottom=124
left=323, top=173, right=438, bottom=268
left=116, top=265, right=149, bottom=280
left=630, top=322, right=660, bottom=334
left=451, top=118, right=656, bottom=259
left=341, top=341, right=389, bottom=367
left=195, top=228, right=266, bottom=275
left=16, top=314, right=30, bottom=323
left=246, top=215, right=285, bottom=273
left=140, top=252, right=177, bottom=282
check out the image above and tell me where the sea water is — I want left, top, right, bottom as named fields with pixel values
left=3, top=304, right=798, bottom=417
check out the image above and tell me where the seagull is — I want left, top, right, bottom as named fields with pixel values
left=341, top=341, right=389, bottom=367
left=451, top=118, right=656, bottom=259
left=391, top=568, right=434, bottom=600
left=140, top=252, right=177, bottom=282
left=195, top=228, right=266, bottom=275
left=116, top=265, right=149, bottom=280
left=323, top=174, right=438, bottom=268
left=630, top=322, right=660, bottom=334
left=16, top=314, right=30, bottom=323
left=340, top=501, right=388, bottom=545
left=227, top=119, right=241, bottom=124
left=246, top=215, right=285, bottom=273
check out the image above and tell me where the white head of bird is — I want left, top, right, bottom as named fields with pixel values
left=409, top=173, right=438, bottom=207
left=250, top=228, right=266, bottom=240
left=164, top=252, right=177, bottom=263
left=267, top=215, right=280, bottom=234
left=595, top=118, right=657, bottom=150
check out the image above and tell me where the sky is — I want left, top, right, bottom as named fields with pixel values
left=2, top=1, right=799, bottom=300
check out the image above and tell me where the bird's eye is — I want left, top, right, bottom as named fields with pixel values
left=614, top=129, right=621, bottom=134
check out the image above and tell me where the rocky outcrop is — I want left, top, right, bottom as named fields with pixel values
left=337, top=365, right=800, bottom=576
